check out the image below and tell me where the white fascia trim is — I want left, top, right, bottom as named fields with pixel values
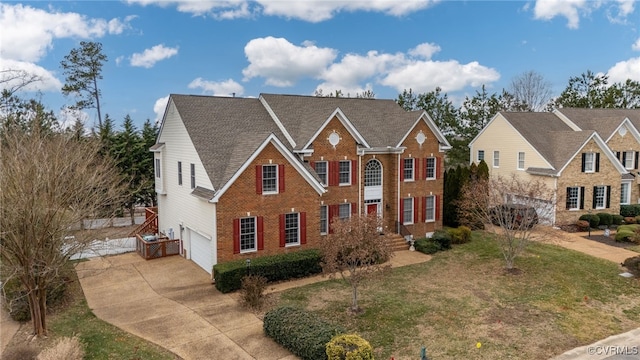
left=606, top=118, right=640, bottom=144
left=556, top=132, right=628, bottom=176
left=552, top=108, right=582, bottom=131
left=358, top=146, right=406, bottom=155
left=259, top=95, right=297, bottom=148
left=150, top=143, right=165, bottom=152
left=302, top=108, right=370, bottom=150
left=155, top=96, right=176, bottom=145
left=396, top=112, right=451, bottom=150
left=210, top=134, right=326, bottom=202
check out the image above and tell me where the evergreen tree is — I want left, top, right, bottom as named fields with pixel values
left=140, top=119, right=159, bottom=206
left=112, top=115, right=145, bottom=224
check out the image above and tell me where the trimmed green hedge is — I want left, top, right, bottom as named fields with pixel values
left=579, top=214, right=600, bottom=228
left=414, top=238, right=441, bottom=254
left=264, top=306, right=344, bottom=360
left=213, top=249, right=322, bottom=293
left=621, top=204, right=640, bottom=217
left=615, top=224, right=640, bottom=242
left=596, top=213, right=613, bottom=227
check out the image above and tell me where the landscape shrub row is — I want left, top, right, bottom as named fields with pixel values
left=212, top=249, right=322, bottom=293
left=578, top=213, right=624, bottom=229
left=620, top=204, right=640, bottom=218
left=414, top=226, right=471, bottom=255
left=264, top=306, right=345, bottom=360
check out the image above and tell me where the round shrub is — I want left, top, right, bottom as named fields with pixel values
left=612, top=214, right=624, bottom=226
left=615, top=230, right=635, bottom=242
left=326, top=334, right=374, bottom=360
left=414, top=238, right=441, bottom=254
left=623, top=256, right=640, bottom=277
left=430, top=230, right=451, bottom=250
left=620, top=204, right=640, bottom=217
left=596, top=213, right=613, bottom=228
left=578, top=214, right=600, bottom=229
left=448, top=226, right=472, bottom=244
left=575, top=220, right=590, bottom=231
left=264, top=306, right=344, bottom=360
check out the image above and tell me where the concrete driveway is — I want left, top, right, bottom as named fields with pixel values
left=75, top=253, right=295, bottom=360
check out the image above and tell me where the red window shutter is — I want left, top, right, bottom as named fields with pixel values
left=351, top=160, right=357, bottom=185
left=278, top=164, right=285, bottom=193
left=400, top=158, right=405, bottom=181
left=435, top=195, right=441, bottom=221
left=309, top=161, right=315, bottom=170
left=413, top=197, right=419, bottom=223
left=422, top=196, right=427, bottom=222
left=233, top=218, right=240, bottom=254
left=329, top=161, right=338, bottom=186
left=257, top=216, right=264, bottom=250
left=255, top=165, right=262, bottom=194
left=399, top=199, right=404, bottom=224
left=300, top=212, right=307, bottom=244
left=351, top=202, right=357, bottom=216
left=279, top=214, right=285, bottom=247
left=436, top=157, right=442, bottom=179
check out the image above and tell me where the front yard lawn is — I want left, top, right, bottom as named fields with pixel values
left=273, top=232, right=640, bottom=359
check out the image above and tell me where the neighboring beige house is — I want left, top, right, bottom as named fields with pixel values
left=469, top=109, right=640, bottom=225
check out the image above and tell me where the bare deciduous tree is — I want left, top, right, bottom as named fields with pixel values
left=319, top=214, right=394, bottom=313
left=509, top=70, right=553, bottom=111
left=0, top=124, right=124, bottom=336
left=458, top=174, right=555, bottom=271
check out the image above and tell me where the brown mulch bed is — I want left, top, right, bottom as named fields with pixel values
left=582, top=234, right=637, bottom=249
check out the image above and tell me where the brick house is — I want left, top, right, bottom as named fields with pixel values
left=151, top=94, right=451, bottom=273
left=468, top=108, right=639, bottom=225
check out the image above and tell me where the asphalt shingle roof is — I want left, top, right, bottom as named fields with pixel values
left=557, top=108, right=640, bottom=139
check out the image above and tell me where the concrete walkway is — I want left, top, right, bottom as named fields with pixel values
left=537, top=227, right=639, bottom=264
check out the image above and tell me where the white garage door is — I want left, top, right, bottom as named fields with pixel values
left=189, top=229, right=212, bottom=274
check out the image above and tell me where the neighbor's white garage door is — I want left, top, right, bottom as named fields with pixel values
left=189, top=229, right=212, bottom=274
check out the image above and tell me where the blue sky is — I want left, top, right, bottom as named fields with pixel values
left=1, top=0, right=639, bottom=130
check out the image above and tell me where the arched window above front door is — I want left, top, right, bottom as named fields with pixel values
left=364, top=159, right=382, bottom=186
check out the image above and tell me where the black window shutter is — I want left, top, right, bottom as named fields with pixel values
left=606, top=186, right=611, bottom=208
left=580, top=187, right=585, bottom=209
left=581, top=153, right=586, bottom=172
left=566, top=187, right=571, bottom=210
left=616, top=151, right=621, bottom=161
left=592, top=186, right=597, bottom=208
left=635, top=152, right=639, bottom=169
left=595, top=153, right=600, bottom=172
left=622, top=152, right=627, bottom=166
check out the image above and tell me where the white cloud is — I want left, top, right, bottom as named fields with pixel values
left=532, top=0, right=635, bottom=28
left=58, top=106, right=90, bottom=132
left=125, top=0, right=437, bottom=22
left=0, top=58, right=62, bottom=92
left=632, top=38, right=640, bottom=51
left=319, top=51, right=404, bottom=90
left=153, top=95, right=170, bottom=123
left=130, top=44, right=179, bottom=68
left=242, top=37, right=337, bottom=87
left=408, top=43, right=441, bottom=59
left=188, top=78, right=244, bottom=96
left=381, top=59, right=500, bottom=93
left=0, top=3, right=134, bottom=62
left=607, top=57, right=640, bottom=83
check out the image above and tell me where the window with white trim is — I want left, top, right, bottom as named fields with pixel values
left=320, top=205, right=328, bottom=234
left=624, top=151, right=635, bottom=169
left=567, top=187, right=580, bottom=210
left=493, top=151, right=500, bottom=167
left=403, top=158, right=414, bottom=181
left=285, top=213, right=300, bottom=245
left=240, top=217, right=256, bottom=253
left=594, top=186, right=606, bottom=209
left=583, top=153, right=595, bottom=173
left=477, top=150, right=485, bottom=162
left=178, top=161, right=182, bottom=185
left=621, top=183, right=631, bottom=205
left=365, top=160, right=382, bottom=186
left=517, top=152, right=525, bottom=170
left=339, top=160, right=351, bottom=185
left=425, top=195, right=435, bottom=222
left=262, top=164, right=277, bottom=193
left=403, top=198, right=413, bottom=225
left=315, top=161, right=327, bottom=185
left=339, top=203, right=351, bottom=220
left=426, top=157, right=436, bottom=180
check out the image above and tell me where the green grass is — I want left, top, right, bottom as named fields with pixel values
left=274, top=232, right=640, bottom=360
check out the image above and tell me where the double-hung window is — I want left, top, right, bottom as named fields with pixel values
left=621, top=183, right=631, bottom=205
left=425, top=157, right=436, bottom=180
left=477, top=150, right=485, bottom=162
left=177, top=161, right=182, bottom=185
left=493, top=151, right=500, bottom=167
left=262, top=164, right=277, bottom=193
left=284, top=213, right=300, bottom=246
left=593, top=186, right=606, bottom=209
left=155, top=158, right=161, bottom=178
left=583, top=153, right=595, bottom=173
left=403, top=158, right=414, bottom=181
left=624, top=151, right=635, bottom=169
left=517, top=152, right=525, bottom=170
left=339, top=203, right=351, bottom=220
left=190, top=163, right=195, bottom=189
left=240, top=217, right=256, bottom=253
left=425, top=195, right=435, bottom=222
left=339, top=160, right=351, bottom=185
left=566, top=187, right=581, bottom=210
left=403, top=198, right=413, bottom=225
left=320, top=205, right=328, bottom=234
left=315, top=161, right=327, bottom=185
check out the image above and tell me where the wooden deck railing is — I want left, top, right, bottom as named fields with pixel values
left=129, top=207, right=158, bottom=237
left=136, top=234, right=180, bottom=260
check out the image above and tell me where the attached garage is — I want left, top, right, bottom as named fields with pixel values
left=188, top=229, right=213, bottom=274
